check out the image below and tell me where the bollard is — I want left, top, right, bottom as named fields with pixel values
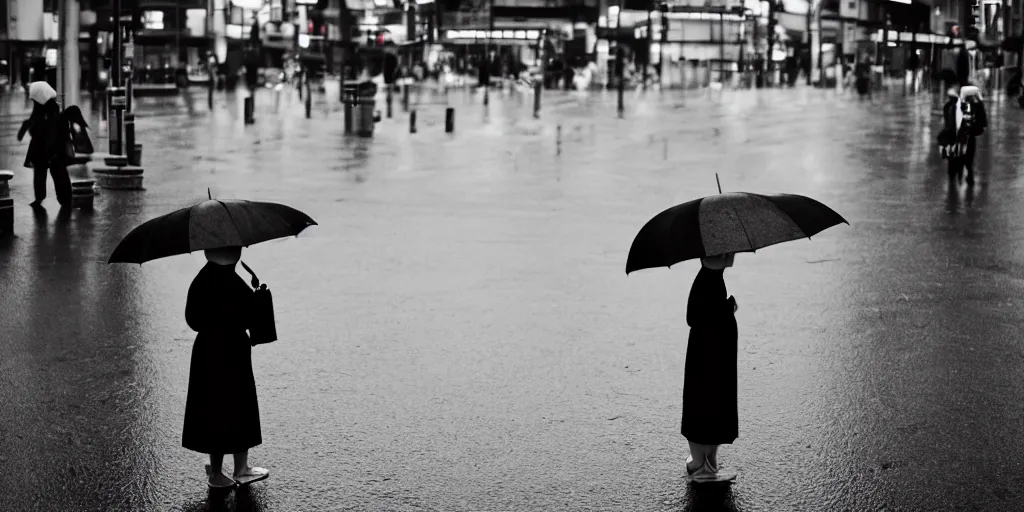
left=445, top=107, right=455, bottom=133
left=386, top=87, right=393, bottom=119
left=131, top=144, right=143, bottom=167
left=402, top=84, right=409, bottom=112
left=70, top=180, right=96, bottom=210
left=410, top=110, right=417, bottom=133
left=305, top=83, right=312, bottom=119
left=244, top=95, right=255, bottom=124
left=0, top=171, right=13, bottom=236
left=533, top=81, right=541, bottom=118
left=208, top=80, right=214, bottom=111
left=556, top=125, right=562, bottom=155
left=124, top=113, right=136, bottom=165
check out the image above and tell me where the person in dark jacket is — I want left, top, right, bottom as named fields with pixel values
left=17, top=81, right=72, bottom=208
left=682, top=253, right=739, bottom=483
left=939, top=84, right=987, bottom=186
left=184, top=246, right=270, bottom=489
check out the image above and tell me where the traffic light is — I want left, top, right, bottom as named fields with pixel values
left=310, top=12, right=326, bottom=37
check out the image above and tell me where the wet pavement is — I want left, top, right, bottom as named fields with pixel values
left=2, top=85, right=1024, bottom=511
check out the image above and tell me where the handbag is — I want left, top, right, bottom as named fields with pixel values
left=71, top=124, right=94, bottom=154
left=240, top=261, right=278, bottom=345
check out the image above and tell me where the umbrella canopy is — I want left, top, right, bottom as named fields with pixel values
left=109, top=198, right=317, bottom=264
left=626, top=192, right=847, bottom=274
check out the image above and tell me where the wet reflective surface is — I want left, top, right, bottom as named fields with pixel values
left=2, top=86, right=1024, bottom=510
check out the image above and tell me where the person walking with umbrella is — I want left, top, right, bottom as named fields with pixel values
left=17, top=81, right=73, bottom=209
left=109, top=192, right=317, bottom=490
left=626, top=177, right=847, bottom=484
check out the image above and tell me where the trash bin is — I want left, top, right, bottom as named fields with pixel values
left=346, top=82, right=377, bottom=137
left=129, top=144, right=143, bottom=167
left=353, top=96, right=375, bottom=137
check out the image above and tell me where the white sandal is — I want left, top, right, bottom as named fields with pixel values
left=234, top=466, right=270, bottom=486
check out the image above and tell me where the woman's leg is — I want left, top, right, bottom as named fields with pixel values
left=208, top=453, right=234, bottom=486
left=706, top=444, right=720, bottom=469
left=232, top=449, right=270, bottom=483
left=210, top=453, right=224, bottom=474
left=50, top=161, right=72, bottom=207
left=232, top=450, right=248, bottom=477
left=687, top=441, right=705, bottom=472
left=32, top=163, right=47, bottom=204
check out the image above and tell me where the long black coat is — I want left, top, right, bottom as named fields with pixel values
left=182, top=262, right=263, bottom=455
left=18, top=99, right=65, bottom=168
left=681, top=265, right=739, bottom=445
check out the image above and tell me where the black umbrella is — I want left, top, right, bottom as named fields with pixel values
left=108, top=191, right=316, bottom=264
left=626, top=180, right=847, bottom=274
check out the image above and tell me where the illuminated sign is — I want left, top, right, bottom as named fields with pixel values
left=445, top=29, right=541, bottom=39
left=144, top=11, right=164, bottom=29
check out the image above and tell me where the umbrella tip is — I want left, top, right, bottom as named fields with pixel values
left=208, top=188, right=212, bottom=200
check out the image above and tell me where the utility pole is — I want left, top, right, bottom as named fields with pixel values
left=616, top=0, right=624, bottom=116
left=644, top=8, right=652, bottom=89
left=766, top=0, right=777, bottom=86
left=109, top=0, right=125, bottom=155
left=484, top=0, right=493, bottom=105
left=660, top=3, right=668, bottom=90
left=719, top=12, right=724, bottom=85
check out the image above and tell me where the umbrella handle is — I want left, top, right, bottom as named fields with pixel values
left=240, top=260, right=260, bottom=289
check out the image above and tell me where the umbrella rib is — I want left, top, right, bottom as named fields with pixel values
left=216, top=200, right=243, bottom=245
left=731, top=205, right=754, bottom=251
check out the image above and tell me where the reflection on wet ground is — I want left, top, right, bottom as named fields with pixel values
left=1, top=87, right=1024, bottom=510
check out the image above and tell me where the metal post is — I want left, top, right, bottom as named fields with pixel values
left=208, top=55, right=215, bottom=110
left=534, top=30, right=544, bottom=118
left=660, top=4, right=668, bottom=89
left=719, top=13, right=725, bottom=86
left=126, top=60, right=133, bottom=113
left=616, top=4, right=624, bottom=116
left=305, top=81, right=312, bottom=118
left=109, top=0, right=123, bottom=155
left=753, top=7, right=761, bottom=87
left=125, top=112, right=135, bottom=165
left=644, top=8, right=652, bottom=89
left=484, top=0, right=493, bottom=106
left=910, top=30, right=918, bottom=94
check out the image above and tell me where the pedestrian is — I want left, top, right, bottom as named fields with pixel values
left=682, top=253, right=739, bottom=483
left=17, top=81, right=72, bottom=209
left=855, top=57, right=872, bottom=99
left=175, top=65, right=195, bottom=115
left=184, top=245, right=270, bottom=489
left=938, top=83, right=987, bottom=186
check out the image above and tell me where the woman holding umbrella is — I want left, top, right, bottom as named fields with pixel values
left=626, top=179, right=847, bottom=484
left=681, top=252, right=739, bottom=482
left=185, top=244, right=270, bottom=489
left=109, top=192, right=317, bottom=490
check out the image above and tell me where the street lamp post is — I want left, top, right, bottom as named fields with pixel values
left=109, top=0, right=124, bottom=155
left=616, top=0, right=624, bottom=116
